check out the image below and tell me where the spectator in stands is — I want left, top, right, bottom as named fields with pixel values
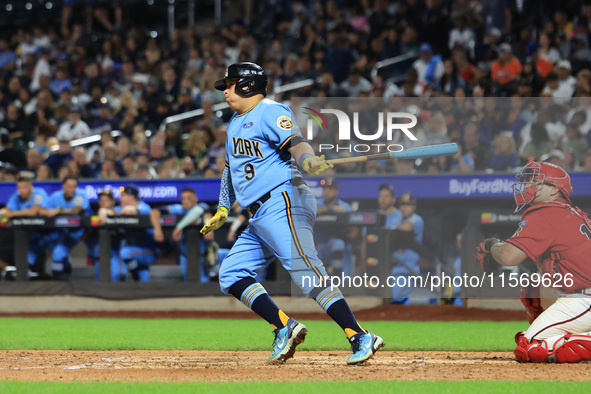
left=0, top=38, right=18, bottom=75
left=488, top=132, right=521, bottom=172
left=574, top=69, right=591, bottom=97
left=444, top=140, right=475, bottom=173
left=35, top=163, right=53, bottom=180
left=40, top=175, right=91, bottom=280
left=491, top=43, right=522, bottom=97
left=121, top=155, right=136, bottom=178
left=538, top=31, right=561, bottom=64
left=0, top=131, right=26, bottom=170
left=117, top=185, right=159, bottom=282
left=525, top=43, right=553, bottom=78
left=519, top=122, right=553, bottom=162
left=439, top=59, right=466, bottom=96
left=413, top=43, right=444, bottom=86
left=45, top=136, right=73, bottom=177
left=91, top=102, right=120, bottom=133
left=56, top=105, right=91, bottom=142
left=562, top=122, right=589, bottom=167
left=24, top=148, right=43, bottom=174
left=339, top=67, right=372, bottom=97
left=478, top=0, right=511, bottom=36
left=448, top=13, right=476, bottom=57
left=556, top=60, right=577, bottom=98
left=463, top=122, right=491, bottom=171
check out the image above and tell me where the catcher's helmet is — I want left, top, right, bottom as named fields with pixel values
left=513, top=160, right=573, bottom=211
left=215, top=62, right=268, bottom=97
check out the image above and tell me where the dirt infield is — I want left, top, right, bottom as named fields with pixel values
left=0, top=350, right=589, bottom=382
left=4, top=305, right=582, bottom=383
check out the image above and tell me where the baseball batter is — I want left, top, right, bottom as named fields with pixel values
left=477, top=160, right=591, bottom=363
left=200, top=62, right=383, bottom=364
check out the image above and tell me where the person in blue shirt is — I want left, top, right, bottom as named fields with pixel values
left=0, top=175, right=49, bottom=276
left=316, top=179, right=354, bottom=277
left=40, top=175, right=91, bottom=280
left=200, top=62, right=383, bottom=365
left=151, top=188, right=218, bottom=282
left=390, top=193, right=425, bottom=305
left=117, top=184, right=159, bottom=282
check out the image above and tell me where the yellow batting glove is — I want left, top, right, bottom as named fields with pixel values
left=302, top=155, right=333, bottom=176
left=200, top=206, right=229, bottom=235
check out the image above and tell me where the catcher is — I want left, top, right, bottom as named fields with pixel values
left=477, top=160, right=591, bottom=363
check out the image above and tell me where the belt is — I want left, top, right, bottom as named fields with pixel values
left=248, top=178, right=306, bottom=216
left=572, top=288, right=591, bottom=296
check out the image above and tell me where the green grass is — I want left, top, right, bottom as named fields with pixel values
left=0, top=318, right=524, bottom=351
left=1, top=380, right=591, bottom=394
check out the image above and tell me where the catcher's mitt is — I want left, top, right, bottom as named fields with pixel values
left=520, top=285, right=543, bottom=324
left=476, top=238, right=501, bottom=274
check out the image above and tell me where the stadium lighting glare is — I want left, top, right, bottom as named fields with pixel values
left=46, top=2, right=53, bottom=9
left=26, top=3, right=33, bottom=10
left=5, top=4, right=13, bottom=11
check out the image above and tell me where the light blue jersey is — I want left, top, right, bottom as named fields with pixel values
left=317, top=198, right=353, bottom=212
left=46, top=188, right=91, bottom=215
left=385, top=210, right=403, bottom=228
left=225, top=98, right=303, bottom=207
left=391, top=211, right=425, bottom=303
left=7, top=187, right=48, bottom=211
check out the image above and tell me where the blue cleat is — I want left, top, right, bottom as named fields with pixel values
left=268, top=318, right=307, bottom=363
left=347, top=332, right=384, bottom=365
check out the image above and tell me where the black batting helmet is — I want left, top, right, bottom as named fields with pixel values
left=215, top=62, right=268, bottom=97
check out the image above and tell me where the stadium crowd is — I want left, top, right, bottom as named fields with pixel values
left=1, top=0, right=591, bottom=181
left=0, top=0, right=589, bottom=287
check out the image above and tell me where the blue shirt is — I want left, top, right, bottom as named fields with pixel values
left=385, top=210, right=403, bottom=228
left=317, top=198, right=353, bottom=212
left=225, top=98, right=303, bottom=207
left=7, top=187, right=48, bottom=211
left=115, top=201, right=157, bottom=250
left=393, top=212, right=425, bottom=265
left=46, top=188, right=91, bottom=215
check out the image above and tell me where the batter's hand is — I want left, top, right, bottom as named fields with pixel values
left=200, top=207, right=228, bottom=235
left=302, top=155, right=333, bottom=176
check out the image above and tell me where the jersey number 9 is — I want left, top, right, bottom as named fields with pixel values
left=244, top=162, right=255, bottom=181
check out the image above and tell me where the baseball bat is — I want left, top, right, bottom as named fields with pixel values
left=323, top=143, right=459, bottom=165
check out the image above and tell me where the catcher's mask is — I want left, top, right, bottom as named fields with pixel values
left=513, top=160, right=573, bottom=212
left=215, top=62, right=268, bottom=97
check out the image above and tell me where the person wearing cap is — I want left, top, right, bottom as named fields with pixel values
left=491, top=43, right=522, bottom=96
left=86, top=189, right=125, bottom=282
left=412, top=42, right=444, bottom=86
left=316, top=179, right=354, bottom=277
left=339, top=67, right=373, bottom=97
left=91, top=100, right=120, bottom=132
left=116, top=185, right=159, bottom=282
left=56, top=104, right=91, bottom=142
left=524, top=43, right=552, bottom=78
left=390, top=193, right=424, bottom=305
left=150, top=188, right=216, bottom=282
left=0, top=174, right=50, bottom=276
left=38, top=175, right=91, bottom=280
left=555, top=59, right=577, bottom=98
